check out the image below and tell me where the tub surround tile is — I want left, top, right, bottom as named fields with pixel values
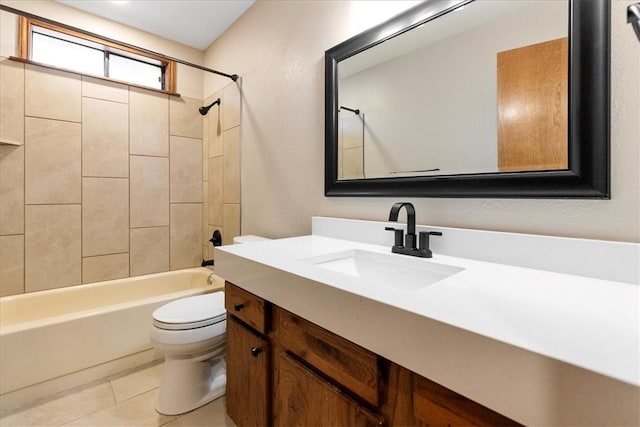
left=25, top=117, right=81, bottom=204
left=202, top=181, right=209, bottom=245
left=0, top=382, right=115, bottom=427
left=170, top=203, right=202, bottom=270
left=130, top=88, right=169, bottom=157
left=170, top=96, right=203, bottom=139
left=170, top=136, right=203, bottom=203
left=208, top=157, right=223, bottom=226
left=25, top=64, right=81, bottom=122
left=83, top=178, right=129, bottom=256
left=82, top=98, right=129, bottom=178
left=223, top=83, right=240, bottom=131
left=0, top=144, right=24, bottom=235
left=25, top=205, right=81, bottom=292
left=222, top=204, right=240, bottom=246
left=61, top=388, right=174, bottom=427
left=82, top=253, right=129, bottom=284
left=109, top=363, right=163, bottom=403
left=130, top=156, right=169, bottom=228
left=82, top=76, right=128, bottom=104
left=202, top=127, right=209, bottom=179
left=130, top=227, right=169, bottom=276
left=0, top=234, right=24, bottom=296
left=208, top=225, right=220, bottom=260
left=207, top=102, right=223, bottom=158
left=0, top=16, right=17, bottom=58
left=223, top=127, right=240, bottom=204
left=0, top=59, right=24, bottom=145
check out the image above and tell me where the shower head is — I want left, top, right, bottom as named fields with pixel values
left=629, top=3, right=640, bottom=42
left=199, top=98, right=221, bottom=116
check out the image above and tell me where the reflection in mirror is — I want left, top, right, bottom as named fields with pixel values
left=337, top=0, right=568, bottom=180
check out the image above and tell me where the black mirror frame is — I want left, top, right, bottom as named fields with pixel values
left=324, top=0, right=610, bottom=199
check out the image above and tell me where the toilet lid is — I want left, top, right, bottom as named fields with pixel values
left=153, top=292, right=226, bottom=330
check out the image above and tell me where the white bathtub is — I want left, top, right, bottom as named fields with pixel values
left=0, top=267, right=223, bottom=412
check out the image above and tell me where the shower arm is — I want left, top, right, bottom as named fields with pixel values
left=629, top=3, right=640, bottom=42
left=339, top=106, right=361, bottom=115
left=0, top=4, right=239, bottom=82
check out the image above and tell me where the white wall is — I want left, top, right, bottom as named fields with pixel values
left=206, top=0, right=638, bottom=243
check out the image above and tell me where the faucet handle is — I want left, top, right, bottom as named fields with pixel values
left=385, top=227, right=404, bottom=248
left=418, top=231, right=442, bottom=258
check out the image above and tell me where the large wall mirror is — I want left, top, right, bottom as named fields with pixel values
left=325, top=0, right=610, bottom=198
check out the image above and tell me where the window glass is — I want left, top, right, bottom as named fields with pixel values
left=109, top=54, right=163, bottom=90
left=31, top=32, right=104, bottom=76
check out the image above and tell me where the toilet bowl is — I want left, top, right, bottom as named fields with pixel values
left=150, top=292, right=226, bottom=415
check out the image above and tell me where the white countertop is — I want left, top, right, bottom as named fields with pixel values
left=216, top=224, right=640, bottom=425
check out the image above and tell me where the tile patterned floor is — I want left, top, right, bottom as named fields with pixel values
left=0, top=363, right=236, bottom=427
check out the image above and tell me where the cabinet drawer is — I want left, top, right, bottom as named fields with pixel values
left=225, top=282, right=267, bottom=334
left=412, top=374, right=521, bottom=427
left=276, top=307, right=381, bottom=407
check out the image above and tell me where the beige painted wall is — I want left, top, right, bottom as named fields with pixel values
left=0, top=1, right=208, bottom=296
left=203, top=0, right=639, bottom=243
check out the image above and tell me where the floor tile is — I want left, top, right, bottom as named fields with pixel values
left=60, top=389, right=174, bottom=427
left=0, top=382, right=114, bottom=427
left=110, top=363, right=164, bottom=403
left=164, top=397, right=236, bottom=427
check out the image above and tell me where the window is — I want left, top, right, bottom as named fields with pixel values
left=19, top=17, right=176, bottom=92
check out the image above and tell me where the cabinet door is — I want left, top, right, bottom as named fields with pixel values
left=276, top=352, right=383, bottom=427
left=226, top=316, right=269, bottom=427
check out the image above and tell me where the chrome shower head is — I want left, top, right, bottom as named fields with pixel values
left=629, top=3, right=640, bottom=42
left=199, top=98, right=221, bottom=116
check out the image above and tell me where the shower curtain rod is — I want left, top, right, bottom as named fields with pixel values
left=0, top=4, right=239, bottom=82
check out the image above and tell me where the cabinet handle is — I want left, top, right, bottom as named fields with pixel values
left=234, top=303, right=245, bottom=311
left=250, top=347, right=263, bottom=357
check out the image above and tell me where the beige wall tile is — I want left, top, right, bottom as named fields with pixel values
left=25, top=117, right=81, bottom=204
left=0, top=234, right=24, bottom=296
left=223, top=82, right=241, bottom=131
left=1, top=14, right=18, bottom=58
left=130, top=88, right=168, bottom=156
left=202, top=181, right=209, bottom=245
left=25, top=205, right=81, bottom=292
left=342, top=147, right=364, bottom=179
left=82, top=98, right=129, bottom=178
left=0, top=144, right=24, bottom=235
left=130, top=156, right=169, bottom=228
left=170, top=203, right=202, bottom=270
left=130, top=227, right=169, bottom=276
left=83, top=178, right=129, bottom=256
left=207, top=99, right=224, bottom=159
left=82, top=76, right=128, bottom=104
left=0, top=59, right=24, bottom=144
left=82, top=253, right=129, bottom=284
left=208, top=157, right=223, bottom=226
left=208, top=225, right=220, bottom=260
left=25, top=64, right=81, bottom=122
left=170, top=136, right=202, bottom=203
left=222, top=204, right=240, bottom=245
left=223, top=127, right=240, bottom=203
left=202, top=124, right=209, bottom=179
left=170, top=96, right=203, bottom=138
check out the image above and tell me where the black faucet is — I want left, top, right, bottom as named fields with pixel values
left=385, top=202, right=442, bottom=258
left=201, top=230, right=222, bottom=267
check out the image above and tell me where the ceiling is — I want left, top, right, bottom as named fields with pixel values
left=56, top=0, right=255, bottom=50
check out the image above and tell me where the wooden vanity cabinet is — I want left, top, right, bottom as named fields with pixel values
left=224, top=281, right=521, bottom=427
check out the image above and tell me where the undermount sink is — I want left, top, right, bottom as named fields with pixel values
left=302, top=249, right=464, bottom=291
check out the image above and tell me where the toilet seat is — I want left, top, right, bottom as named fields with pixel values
left=153, top=292, right=226, bottom=331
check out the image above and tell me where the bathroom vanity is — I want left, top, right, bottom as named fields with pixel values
left=216, top=217, right=639, bottom=426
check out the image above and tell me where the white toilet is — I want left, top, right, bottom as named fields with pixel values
left=150, top=292, right=227, bottom=415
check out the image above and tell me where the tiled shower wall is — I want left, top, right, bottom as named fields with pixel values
left=202, top=83, right=241, bottom=260
left=0, top=58, right=241, bottom=296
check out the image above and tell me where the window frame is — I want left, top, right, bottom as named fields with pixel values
left=18, top=16, right=177, bottom=93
